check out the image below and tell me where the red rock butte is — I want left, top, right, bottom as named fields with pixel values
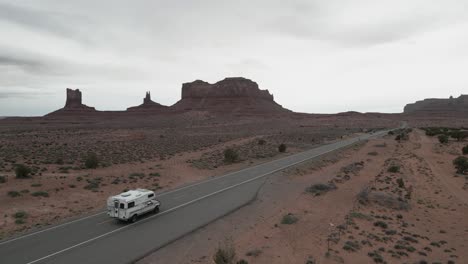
left=46, top=88, right=96, bottom=116
left=171, top=77, right=290, bottom=114
left=126, top=91, right=168, bottom=112
left=404, top=95, right=468, bottom=116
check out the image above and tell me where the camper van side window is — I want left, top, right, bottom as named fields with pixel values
left=128, top=202, right=135, bottom=208
left=148, top=193, right=154, bottom=198
left=120, top=203, right=125, bottom=209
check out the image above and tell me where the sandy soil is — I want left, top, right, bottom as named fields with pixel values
left=139, top=130, right=468, bottom=264
left=0, top=135, right=302, bottom=239
left=0, top=114, right=399, bottom=239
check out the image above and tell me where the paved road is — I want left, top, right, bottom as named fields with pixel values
left=0, top=129, right=392, bottom=264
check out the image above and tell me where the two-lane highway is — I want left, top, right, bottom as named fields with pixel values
left=0, top=129, right=392, bottom=264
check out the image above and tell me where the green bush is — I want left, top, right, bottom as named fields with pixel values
left=13, top=211, right=28, bottom=219
left=278, top=143, right=287, bottom=153
left=281, top=213, right=298, bottom=225
left=31, top=191, right=49, bottom=197
left=462, top=145, right=468, bottom=155
left=236, top=260, right=248, bottom=264
left=258, top=139, right=266, bottom=145
left=388, top=165, right=400, bottom=173
left=305, top=183, right=337, bottom=196
left=396, top=178, right=405, bottom=188
left=373, top=221, right=388, bottom=229
left=450, top=131, right=468, bottom=141
left=438, top=134, right=449, bottom=144
left=213, top=239, right=236, bottom=264
left=8, top=191, right=21, bottom=197
left=224, top=148, right=239, bottom=163
left=15, top=164, right=31, bottom=178
left=0, top=175, right=6, bottom=183
left=84, top=152, right=99, bottom=169
left=453, top=156, right=468, bottom=174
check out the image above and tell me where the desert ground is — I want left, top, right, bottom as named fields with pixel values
left=0, top=113, right=467, bottom=264
left=0, top=113, right=397, bottom=239
left=139, top=128, right=468, bottom=264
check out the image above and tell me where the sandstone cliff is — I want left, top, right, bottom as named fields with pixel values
left=172, top=77, right=289, bottom=114
left=404, top=95, right=468, bottom=116
left=47, top=89, right=96, bottom=116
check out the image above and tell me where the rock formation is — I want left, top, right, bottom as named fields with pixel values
left=127, top=91, right=168, bottom=111
left=171, top=77, right=289, bottom=114
left=404, top=95, right=468, bottom=116
left=47, top=88, right=96, bottom=116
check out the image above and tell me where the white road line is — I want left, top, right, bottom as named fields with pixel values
left=0, top=211, right=107, bottom=246
left=24, top=133, right=378, bottom=264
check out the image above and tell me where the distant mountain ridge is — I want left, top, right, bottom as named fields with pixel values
left=404, top=95, right=468, bottom=116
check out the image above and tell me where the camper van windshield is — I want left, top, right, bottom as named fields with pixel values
left=114, top=201, right=119, bottom=208
left=120, top=203, right=125, bottom=209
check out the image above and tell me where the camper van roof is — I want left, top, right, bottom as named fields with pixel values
left=113, top=189, right=153, bottom=202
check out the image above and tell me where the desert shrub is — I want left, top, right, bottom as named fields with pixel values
left=0, top=175, right=6, bottom=183
left=450, top=130, right=468, bottom=141
left=349, top=212, right=373, bottom=220
left=237, top=260, right=248, bottom=264
left=224, top=148, right=239, bottom=163
left=31, top=191, right=49, bottom=197
left=343, top=240, right=361, bottom=252
left=84, top=177, right=102, bottom=191
left=462, top=145, right=468, bottom=155
left=357, top=187, right=371, bottom=205
left=305, top=183, right=337, bottom=196
left=368, top=151, right=378, bottom=156
left=84, top=152, right=99, bottom=169
left=453, top=156, right=468, bottom=174
left=388, top=165, right=400, bottom=173
left=367, top=191, right=410, bottom=210
left=438, top=134, right=449, bottom=144
left=368, top=251, right=384, bottom=263
left=281, top=213, right=298, bottom=225
left=278, top=143, right=287, bottom=153
left=14, top=211, right=28, bottom=219
left=213, top=239, right=236, bottom=264
left=258, top=139, right=266, bottom=145
left=396, top=178, right=405, bottom=188
left=374, top=221, right=388, bottom=229
left=149, top=172, right=160, bottom=177
left=15, top=164, right=31, bottom=178
left=8, top=191, right=21, bottom=197
left=55, top=158, right=64, bottom=165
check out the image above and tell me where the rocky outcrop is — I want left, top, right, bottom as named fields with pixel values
left=404, top=95, right=468, bottom=116
left=172, top=77, right=289, bottom=114
left=127, top=91, right=168, bottom=111
left=47, top=88, right=96, bottom=116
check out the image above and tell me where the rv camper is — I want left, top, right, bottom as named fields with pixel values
left=107, top=189, right=160, bottom=222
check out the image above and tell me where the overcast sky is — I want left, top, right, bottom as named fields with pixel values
left=1, top=0, right=467, bottom=116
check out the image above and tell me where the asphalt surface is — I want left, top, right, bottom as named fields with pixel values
left=0, top=129, right=392, bottom=264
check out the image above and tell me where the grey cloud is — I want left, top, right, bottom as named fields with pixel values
left=265, top=1, right=466, bottom=47
left=0, top=2, right=95, bottom=42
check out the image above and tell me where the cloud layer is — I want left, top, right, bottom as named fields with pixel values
left=1, top=0, right=467, bottom=115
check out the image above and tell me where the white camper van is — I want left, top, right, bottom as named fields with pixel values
left=107, top=189, right=160, bottom=222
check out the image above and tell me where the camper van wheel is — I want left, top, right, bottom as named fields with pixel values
left=153, top=206, right=160, bottom=214
left=130, top=214, right=138, bottom=223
